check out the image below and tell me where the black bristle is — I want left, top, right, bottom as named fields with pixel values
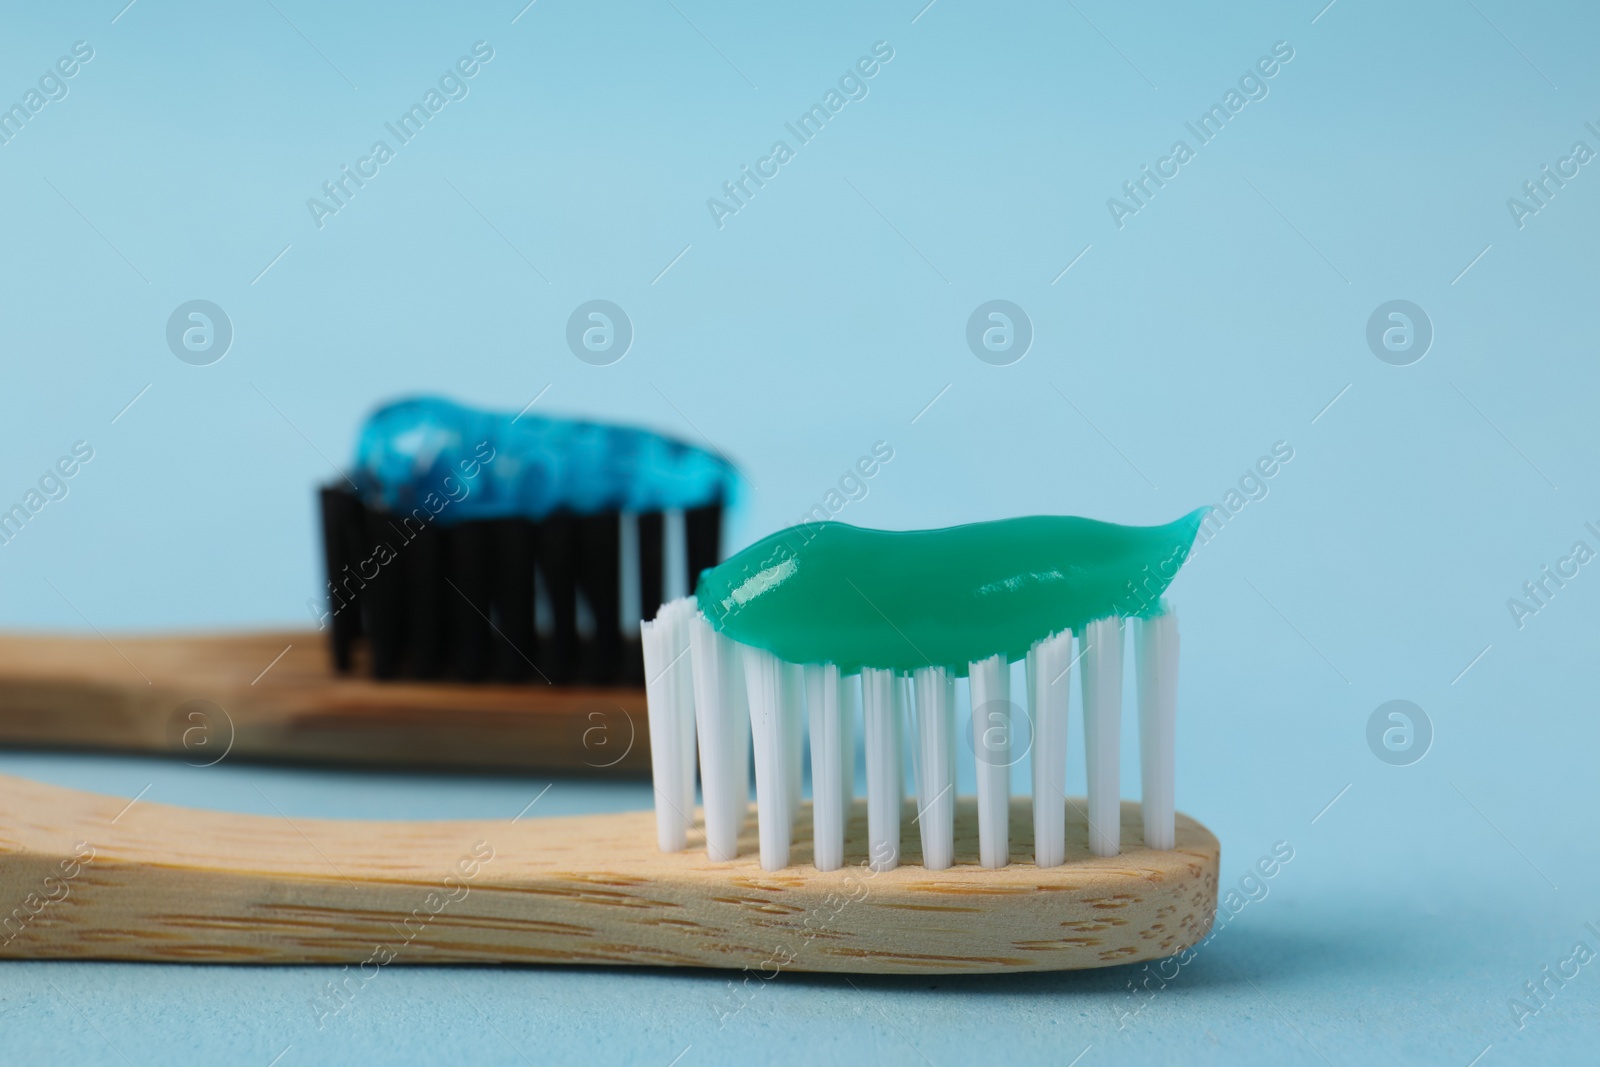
left=324, top=491, right=717, bottom=687
left=576, top=512, right=622, bottom=685
left=685, top=502, right=723, bottom=590
left=637, top=511, right=664, bottom=622
left=362, top=508, right=409, bottom=680
left=620, top=637, right=645, bottom=687
left=446, top=521, right=495, bottom=682
left=535, top=514, right=578, bottom=685
left=491, top=518, right=539, bottom=682
left=403, top=515, right=448, bottom=680
left=317, top=486, right=364, bottom=673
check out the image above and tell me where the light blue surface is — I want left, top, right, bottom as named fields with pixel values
left=0, top=0, right=1597, bottom=1063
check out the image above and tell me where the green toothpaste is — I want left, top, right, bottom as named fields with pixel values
left=696, top=510, right=1207, bottom=675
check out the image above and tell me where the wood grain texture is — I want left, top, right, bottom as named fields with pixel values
left=0, top=774, right=1218, bottom=973
left=0, top=630, right=648, bottom=773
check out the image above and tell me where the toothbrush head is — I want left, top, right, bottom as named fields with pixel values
left=643, top=513, right=1209, bottom=921
left=321, top=395, right=739, bottom=685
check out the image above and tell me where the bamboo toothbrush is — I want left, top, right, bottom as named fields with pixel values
left=0, top=511, right=1218, bottom=973
left=0, top=396, right=734, bottom=773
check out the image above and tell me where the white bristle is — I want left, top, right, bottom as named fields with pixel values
left=968, top=653, right=1011, bottom=868
left=731, top=655, right=751, bottom=833
left=641, top=598, right=697, bottom=852
left=743, top=645, right=794, bottom=871
left=1028, top=630, right=1073, bottom=867
left=689, top=612, right=749, bottom=861
left=805, top=663, right=846, bottom=871
left=840, top=672, right=859, bottom=815
left=893, top=674, right=911, bottom=809
left=663, top=509, right=688, bottom=601
left=644, top=591, right=1182, bottom=870
left=911, top=665, right=955, bottom=870
left=861, top=667, right=900, bottom=872
left=1135, top=607, right=1179, bottom=850
left=1080, top=615, right=1124, bottom=857
left=782, top=661, right=806, bottom=818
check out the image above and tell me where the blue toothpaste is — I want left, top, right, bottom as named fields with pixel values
left=351, top=396, right=736, bottom=524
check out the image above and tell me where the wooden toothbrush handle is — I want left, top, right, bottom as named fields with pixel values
left=0, top=774, right=1219, bottom=973
left=0, top=630, right=649, bottom=773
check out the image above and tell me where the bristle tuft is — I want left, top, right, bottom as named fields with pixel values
left=1080, top=615, right=1124, bottom=858
left=805, top=663, right=847, bottom=871
left=688, top=610, right=748, bottom=862
left=643, top=600, right=1183, bottom=870
left=642, top=598, right=697, bottom=852
left=911, top=666, right=955, bottom=870
left=743, top=645, right=797, bottom=871
left=1028, top=630, right=1072, bottom=868
left=861, top=667, right=900, bottom=872
left=968, top=654, right=1010, bottom=869
left=1135, top=608, right=1179, bottom=851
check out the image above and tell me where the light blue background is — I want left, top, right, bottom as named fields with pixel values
left=1, top=0, right=1597, bottom=1063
